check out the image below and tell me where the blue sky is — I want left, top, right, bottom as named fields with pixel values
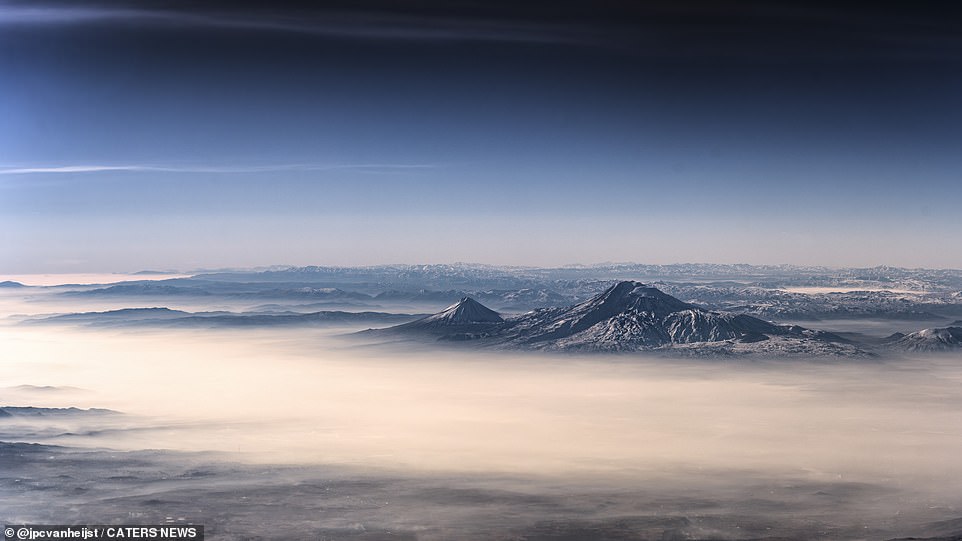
left=2, top=1, right=961, bottom=272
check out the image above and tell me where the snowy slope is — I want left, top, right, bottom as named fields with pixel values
left=499, top=281, right=846, bottom=352
left=421, top=297, right=504, bottom=325
left=378, top=281, right=860, bottom=355
left=890, top=327, right=962, bottom=352
left=384, top=297, right=506, bottom=338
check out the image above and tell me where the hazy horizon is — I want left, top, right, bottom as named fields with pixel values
left=4, top=259, right=962, bottom=278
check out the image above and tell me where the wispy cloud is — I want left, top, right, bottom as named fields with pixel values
left=3, top=3, right=957, bottom=61
left=0, top=5, right=578, bottom=45
left=0, top=163, right=439, bottom=175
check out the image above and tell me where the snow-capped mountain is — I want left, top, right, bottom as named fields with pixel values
left=889, top=327, right=962, bottom=352
left=384, top=297, right=505, bottom=337
left=420, top=297, right=504, bottom=325
left=375, top=281, right=860, bottom=355
left=498, top=281, right=846, bottom=352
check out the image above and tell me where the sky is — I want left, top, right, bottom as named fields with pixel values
left=1, top=0, right=961, bottom=272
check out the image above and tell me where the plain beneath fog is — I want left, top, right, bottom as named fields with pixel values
left=2, top=290, right=962, bottom=539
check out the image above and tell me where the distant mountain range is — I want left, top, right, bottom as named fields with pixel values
left=0, top=406, right=117, bottom=418
left=25, top=271, right=962, bottom=355
left=192, top=262, right=962, bottom=289
left=52, top=262, right=962, bottom=318
left=61, top=280, right=579, bottom=312
left=30, top=307, right=420, bottom=329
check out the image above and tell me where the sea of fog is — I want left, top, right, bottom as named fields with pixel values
left=2, top=287, right=962, bottom=539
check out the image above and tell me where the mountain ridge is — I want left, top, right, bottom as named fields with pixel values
left=890, top=326, right=962, bottom=352
left=373, top=280, right=861, bottom=355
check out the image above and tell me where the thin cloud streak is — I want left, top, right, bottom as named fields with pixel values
left=0, top=5, right=578, bottom=46
left=0, top=163, right=439, bottom=175
left=2, top=3, right=959, bottom=60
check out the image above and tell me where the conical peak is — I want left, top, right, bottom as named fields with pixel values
left=447, top=296, right=482, bottom=312
left=429, top=296, right=503, bottom=324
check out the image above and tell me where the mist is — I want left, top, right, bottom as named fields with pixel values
left=3, top=325, right=960, bottom=477
left=4, top=277, right=962, bottom=539
left=4, top=315, right=962, bottom=537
